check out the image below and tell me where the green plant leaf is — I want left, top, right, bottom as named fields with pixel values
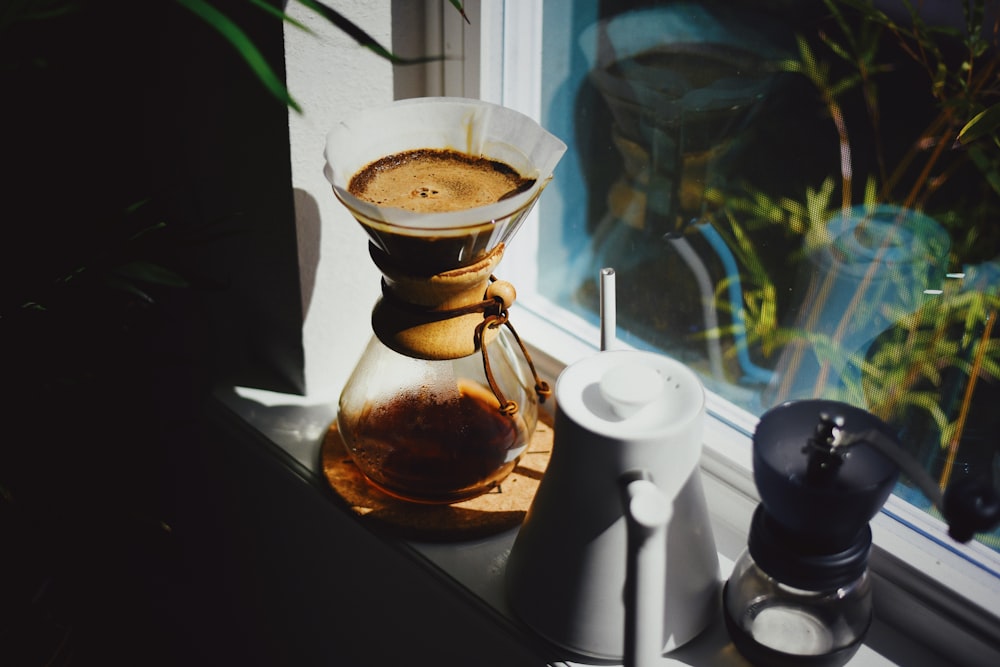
left=113, top=261, right=190, bottom=288
left=176, top=0, right=300, bottom=112
left=247, top=0, right=313, bottom=34
left=958, top=104, right=1000, bottom=145
left=103, top=274, right=154, bottom=304
left=125, top=221, right=167, bottom=244
left=449, top=0, right=470, bottom=24
left=294, top=0, right=445, bottom=65
left=0, top=0, right=75, bottom=35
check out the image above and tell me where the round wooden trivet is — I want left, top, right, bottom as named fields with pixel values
left=320, top=415, right=553, bottom=541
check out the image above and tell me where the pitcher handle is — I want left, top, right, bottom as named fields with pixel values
left=621, top=472, right=672, bottom=667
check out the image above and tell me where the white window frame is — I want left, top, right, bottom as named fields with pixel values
left=450, top=1, right=1000, bottom=662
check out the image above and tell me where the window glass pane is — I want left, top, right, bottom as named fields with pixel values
left=538, top=0, right=1000, bottom=555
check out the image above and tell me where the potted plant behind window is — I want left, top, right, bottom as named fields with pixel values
left=703, top=0, right=1000, bottom=547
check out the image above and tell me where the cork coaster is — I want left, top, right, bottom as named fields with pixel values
left=320, top=414, right=554, bottom=542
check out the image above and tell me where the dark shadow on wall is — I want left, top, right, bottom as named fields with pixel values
left=2, top=0, right=305, bottom=399
left=294, top=188, right=322, bottom=323
left=151, top=0, right=306, bottom=395
left=1, top=2, right=305, bottom=664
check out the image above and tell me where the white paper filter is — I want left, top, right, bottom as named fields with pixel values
left=324, top=97, right=567, bottom=231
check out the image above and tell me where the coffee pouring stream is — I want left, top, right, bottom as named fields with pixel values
left=505, top=268, right=721, bottom=667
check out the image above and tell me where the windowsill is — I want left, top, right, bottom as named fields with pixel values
left=218, top=299, right=1000, bottom=665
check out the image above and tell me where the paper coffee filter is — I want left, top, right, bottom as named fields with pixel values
left=324, top=97, right=567, bottom=232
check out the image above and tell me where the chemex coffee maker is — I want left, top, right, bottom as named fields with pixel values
left=324, top=97, right=565, bottom=504
left=724, top=399, right=1000, bottom=666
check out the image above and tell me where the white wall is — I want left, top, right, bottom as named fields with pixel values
left=284, top=1, right=394, bottom=403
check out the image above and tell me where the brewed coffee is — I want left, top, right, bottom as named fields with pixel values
left=341, top=380, right=528, bottom=504
left=349, top=148, right=535, bottom=213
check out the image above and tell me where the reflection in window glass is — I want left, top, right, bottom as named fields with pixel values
left=538, top=0, right=1000, bottom=553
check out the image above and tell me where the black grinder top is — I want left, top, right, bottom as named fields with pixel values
left=749, top=399, right=900, bottom=589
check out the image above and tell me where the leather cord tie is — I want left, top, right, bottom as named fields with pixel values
left=382, top=275, right=551, bottom=417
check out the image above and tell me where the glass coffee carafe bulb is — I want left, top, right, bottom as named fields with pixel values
left=338, top=324, right=538, bottom=504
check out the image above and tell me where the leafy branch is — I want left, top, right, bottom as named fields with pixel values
left=177, top=0, right=466, bottom=113
left=700, top=2, right=1000, bottom=484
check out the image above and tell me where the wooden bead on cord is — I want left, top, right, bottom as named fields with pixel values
left=486, top=280, right=517, bottom=310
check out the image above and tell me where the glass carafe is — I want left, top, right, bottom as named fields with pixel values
left=337, top=324, right=537, bottom=504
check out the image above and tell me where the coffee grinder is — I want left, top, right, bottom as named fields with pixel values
left=323, top=97, right=566, bottom=504
left=724, top=398, right=1000, bottom=666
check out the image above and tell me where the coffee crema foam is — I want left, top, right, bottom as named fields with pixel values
left=348, top=148, right=535, bottom=213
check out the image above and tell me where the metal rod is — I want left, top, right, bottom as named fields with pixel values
left=601, top=267, right=616, bottom=351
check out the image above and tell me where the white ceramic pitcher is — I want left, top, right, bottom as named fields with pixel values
left=505, top=349, right=720, bottom=665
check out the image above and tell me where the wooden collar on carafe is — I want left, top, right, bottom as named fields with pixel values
left=369, top=242, right=514, bottom=360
